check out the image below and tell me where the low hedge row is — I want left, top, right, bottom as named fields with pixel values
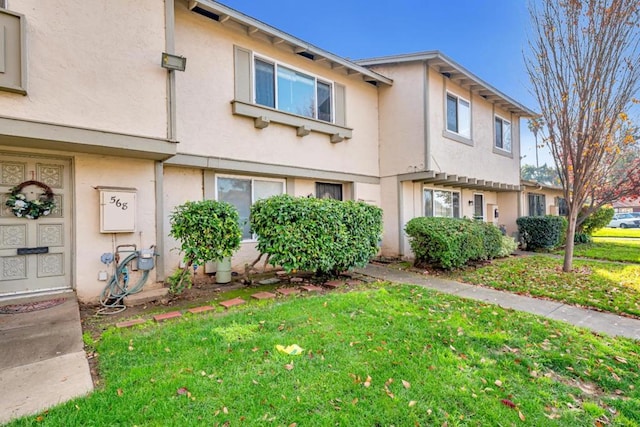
left=404, top=217, right=505, bottom=270
left=516, top=216, right=565, bottom=250
left=250, top=195, right=383, bottom=276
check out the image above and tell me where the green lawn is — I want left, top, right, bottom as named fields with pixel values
left=451, top=256, right=640, bottom=317
left=554, top=238, right=640, bottom=263
left=7, top=284, right=640, bottom=426
left=593, top=228, right=640, bottom=238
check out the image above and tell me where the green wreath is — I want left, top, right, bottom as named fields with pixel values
left=5, top=180, right=56, bottom=219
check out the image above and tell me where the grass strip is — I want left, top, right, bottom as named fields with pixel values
left=7, top=283, right=640, bottom=426
left=452, top=256, right=640, bottom=317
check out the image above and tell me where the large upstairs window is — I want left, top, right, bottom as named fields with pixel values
left=254, top=57, right=333, bottom=123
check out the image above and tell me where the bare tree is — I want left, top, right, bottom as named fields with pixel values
left=526, top=0, right=640, bottom=272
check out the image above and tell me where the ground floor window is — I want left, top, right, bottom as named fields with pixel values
left=424, top=188, right=460, bottom=218
left=556, top=197, right=568, bottom=216
left=216, top=175, right=285, bottom=240
left=473, top=193, right=484, bottom=220
left=528, top=193, right=546, bottom=217
left=316, top=182, right=343, bottom=200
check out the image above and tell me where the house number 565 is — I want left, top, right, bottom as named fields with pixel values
left=109, top=196, right=128, bottom=210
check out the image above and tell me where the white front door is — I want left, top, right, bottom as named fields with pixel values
left=0, top=154, right=72, bottom=297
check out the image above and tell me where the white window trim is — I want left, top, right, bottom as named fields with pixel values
left=473, top=193, right=485, bottom=221
left=444, top=91, right=472, bottom=143
left=215, top=174, right=287, bottom=242
left=423, top=187, right=461, bottom=218
left=252, top=53, right=335, bottom=124
left=493, top=115, right=512, bottom=154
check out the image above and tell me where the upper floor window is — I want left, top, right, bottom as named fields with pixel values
left=494, top=116, right=512, bottom=152
left=446, top=93, right=471, bottom=138
left=254, top=57, right=333, bottom=123
left=528, top=193, right=546, bottom=217
left=424, top=188, right=460, bottom=218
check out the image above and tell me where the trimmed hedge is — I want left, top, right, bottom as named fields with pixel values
left=169, top=200, right=242, bottom=266
left=404, top=217, right=503, bottom=270
left=250, top=195, right=382, bottom=275
left=516, top=216, right=565, bottom=250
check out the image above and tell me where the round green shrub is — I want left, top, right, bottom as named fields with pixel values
left=250, top=195, right=382, bottom=275
left=169, top=200, right=242, bottom=266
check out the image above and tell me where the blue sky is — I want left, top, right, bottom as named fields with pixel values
left=219, top=0, right=552, bottom=167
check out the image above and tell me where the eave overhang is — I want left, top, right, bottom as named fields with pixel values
left=357, top=51, right=536, bottom=117
left=0, top=116, right=177, bottom=161
left=188, top=0, right=393, bottom=86
left=520, top=179, right=563, bottom=192
left=399, top=170, right=521, bottom=192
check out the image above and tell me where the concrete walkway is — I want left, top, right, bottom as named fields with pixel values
left=356, top=263, right=640, bottom=341
left=0, top=292, right=93, bottom=424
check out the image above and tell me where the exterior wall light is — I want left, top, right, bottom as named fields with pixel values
left=468, top=200, right=474, bottom=206
left=161, top=53, right=187, bottom=72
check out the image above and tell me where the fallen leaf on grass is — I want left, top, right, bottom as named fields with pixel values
left=408, top=400, right=417, bottom=407
left=363, top=375, right=372, bottom=387
left=176, top=387, right=189, bottom=395
left=501, top=399, right=516, bottom=408
left=518, top=411, right=526, bottom=421
left=117, top=388, right=123, bottom=397
left=402, top=380, right=411, bottom=389
left=494, top=380, right=503, bottom=387
left=284, top=362, right=294, bottom=371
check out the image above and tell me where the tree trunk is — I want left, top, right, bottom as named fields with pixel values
left=563, top=209, right=578, bottom=272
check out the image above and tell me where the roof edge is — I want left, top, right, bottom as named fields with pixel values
left=357, top=51, right=537, bottom=117
left=190, top=0, right=393, bottom=86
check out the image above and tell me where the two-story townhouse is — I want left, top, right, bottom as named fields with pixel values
left=357, top=52, right=536, bottom=257
left=0, top=0, right=534, bottom=303
left=161, top=0, right=391, bottom=278
left=0, top=1, right=175, bottom=301
left=0, top=0, right=391, bottom=302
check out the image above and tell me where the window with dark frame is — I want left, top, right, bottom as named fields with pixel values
left=556, top=197, right=568, bottom=216
left=528, top=193, right=546, bottom=217
left=473, top=193, right=484, bottom=220
left=316, top=182, right=342, bottom=200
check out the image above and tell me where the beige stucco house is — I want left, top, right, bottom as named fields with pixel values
left=0, top=0, right=533, bottom=302
left=358, top=53, right=535, bottom=254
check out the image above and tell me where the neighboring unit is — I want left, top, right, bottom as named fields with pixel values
left=358, top=53, right=535, bottom=256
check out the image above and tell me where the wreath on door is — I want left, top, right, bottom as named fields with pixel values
left=5, top=180, right=56, bottom=219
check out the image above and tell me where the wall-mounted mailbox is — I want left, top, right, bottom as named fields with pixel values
left=98, top=187, right=137, bottom=233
